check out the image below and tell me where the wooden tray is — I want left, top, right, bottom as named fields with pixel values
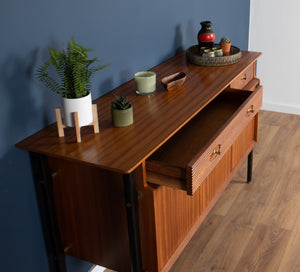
left=161, top=72, right=186, bottom=91
left=186, top=45, right=241, bottom=66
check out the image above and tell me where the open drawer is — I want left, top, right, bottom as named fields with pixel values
left=146, top=86, right=263, bottom=195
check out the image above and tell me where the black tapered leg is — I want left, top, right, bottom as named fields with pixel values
left=247, top=150, right=253, bottom=184
left=123, top=173, right=143, bottom=272
left=30, top=152, right=66, bottom=272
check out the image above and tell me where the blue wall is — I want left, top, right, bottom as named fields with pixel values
left=0, top=1, right=250, bottom=271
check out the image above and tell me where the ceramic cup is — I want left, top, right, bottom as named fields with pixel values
left=134, top=71, right=156, bottom=95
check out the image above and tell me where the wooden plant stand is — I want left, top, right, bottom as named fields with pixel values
left=55, top=104, right=99, bottom=143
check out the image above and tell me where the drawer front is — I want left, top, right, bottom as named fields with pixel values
left=199, top=148, right=232, bottom=212
left=186, top=86, right=263, bottom=195
left=230, top=64, right=254, bottom=90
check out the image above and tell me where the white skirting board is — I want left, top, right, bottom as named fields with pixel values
left=262, top=102, right=300, bottom=116
left=88, top=265, right=106, bottom=272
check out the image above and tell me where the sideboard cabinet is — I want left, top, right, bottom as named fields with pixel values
left=17, top=50, right=262, bottom=272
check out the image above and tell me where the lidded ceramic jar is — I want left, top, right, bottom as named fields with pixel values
left=197, top=21, right=215, bottom=49
left=214, top=48, right=223, bottom=57
left=202, top=50, right=215, bottom=58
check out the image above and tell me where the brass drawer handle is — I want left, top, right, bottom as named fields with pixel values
left=211, top=144, right=222, bottom=159
left=241, top=75, right=247, bottom=80
left=212, top=149, right=221, bottom=155
left=51, top=171, right=58, bottom=178
left=64, top=245, right=72, bottom=253
left=247, top=105, right=254, bottom=113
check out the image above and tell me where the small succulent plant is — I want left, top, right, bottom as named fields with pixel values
left=220, top=37, right=230, bottom=44
left=111, top=94, right=131, bottom=110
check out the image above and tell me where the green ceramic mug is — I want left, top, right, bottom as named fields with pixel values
left=134, top=71, right=156, bottom=95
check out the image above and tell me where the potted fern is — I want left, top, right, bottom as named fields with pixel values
left=111, top=94, right=133, bottom=127
left=36, top=37, right=110, bottom=127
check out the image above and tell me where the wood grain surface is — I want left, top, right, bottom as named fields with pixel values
left=16, top=51, right=261, bottom=174
left=170, top=110, right=300, bottom=272
left=48, top=157, right=132, bottom=271
left=146, top=87, right=262, bottom=195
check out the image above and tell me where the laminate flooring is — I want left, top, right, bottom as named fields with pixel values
left=170, top=110, right=300, bottom=272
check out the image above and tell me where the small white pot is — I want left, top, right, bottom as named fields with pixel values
left=61, top=92, right=93, bottom=127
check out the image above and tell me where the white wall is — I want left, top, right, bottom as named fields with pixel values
left=249, top=0, right=300, bottom=115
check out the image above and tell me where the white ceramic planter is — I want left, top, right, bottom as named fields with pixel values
left=61, top=92, right=93, bottom=127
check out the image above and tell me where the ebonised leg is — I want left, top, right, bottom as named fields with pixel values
left=247, top=150, right=253, bottom=184
left=123, top=173, right=143, bottom=272
left=30, top=152, right=66, bottom=272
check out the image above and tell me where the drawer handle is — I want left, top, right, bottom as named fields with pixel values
left=247, top=105, right=254, bottom=113
left=51, top=171, right=58, bottom=178
left=211, top=144, right=222, bottom=160
left=64, top=245, right=72, bottom=253
left=241, top=75, right=247, bottom=80
left=212, top=149, right=221, bottom=155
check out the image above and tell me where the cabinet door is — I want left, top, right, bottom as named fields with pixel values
left=199, top=148, right=232, bottom=213
left=231, top=115, right=258, bottom=170
left=47, top=157, right=132, bottom=272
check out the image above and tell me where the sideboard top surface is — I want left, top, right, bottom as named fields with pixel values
left=16, top=50, right=261, bottom=173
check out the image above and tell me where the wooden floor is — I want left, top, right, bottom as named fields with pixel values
left=170, top=110, right=300, bottom=272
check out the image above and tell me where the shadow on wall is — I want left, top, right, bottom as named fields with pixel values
left=174, top=21, right=198, bottom=56
left=174, top=24, right=184, bottom=55
left=0, top=48, right=68, bottom=272
left=186, top=19, right=197, bottom=46
left=0, top=49, right=59, bottom=158
left=0, top=49, right=49, bottom=270
left=157, top=24, right=185, bottom=67
left=0, top=48, right=94, bottom=270
left=160, top=21, right=196, bottom=66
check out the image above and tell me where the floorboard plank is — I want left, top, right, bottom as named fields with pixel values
left=233, top=224, right=291, bottom=272
left=278, top=227, right=300, bottom=272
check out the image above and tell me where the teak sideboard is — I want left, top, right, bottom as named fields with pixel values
left=16, top=50, right=262, bottom=272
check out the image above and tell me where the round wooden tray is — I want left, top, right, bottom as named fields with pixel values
left=186, top=45, right=242, bottom=66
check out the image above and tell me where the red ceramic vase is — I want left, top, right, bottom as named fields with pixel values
left=197, top=21, right=215, bottom=48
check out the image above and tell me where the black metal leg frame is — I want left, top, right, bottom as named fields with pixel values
left=247, top=150, right=253, bottom=184
left=123, top=173, right=144, bottom=272
left=30, top=152, right=67, bottom=272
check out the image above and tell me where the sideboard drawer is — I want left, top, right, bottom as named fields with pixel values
left=146, top=86, right=263, bottom=195
left=230, top=64, right=254, bottom=89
